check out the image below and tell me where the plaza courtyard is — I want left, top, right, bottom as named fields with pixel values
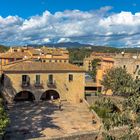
left=5, top=101, right=100, bottom=139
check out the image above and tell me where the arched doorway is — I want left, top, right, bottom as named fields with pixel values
left=40, top=90, right=60, bottom=101
left=14, top=91, right=35, bottom=102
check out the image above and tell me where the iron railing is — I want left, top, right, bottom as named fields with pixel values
left=47, top=80, right=56, bottom=88
left=21, top=81, right=30, bottom=88
left=34, top=81, right=43, bottom=88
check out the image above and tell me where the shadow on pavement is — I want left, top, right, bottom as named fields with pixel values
left=4, top=101, right=61, bottom=140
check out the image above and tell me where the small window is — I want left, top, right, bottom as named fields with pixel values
left=22, top=75, right=27, bottom=82
left=55, top=60, right=57, bottom=62
left=36, top=75, right=40, bottom=84
left=48, top=74, right=53, bottom=84
left=88, top=65, right=91, bottom=71
left=69, top=74, right=73, bottom=82
left=49, top=60, right=51, bottom=62
left=136, top=76, right=139, bottom=79
left=137, top=65, right=139, bottom=69
left=123, top=65, right=126, bottom=69
left=9, top=58, right=14, bottom=62
left=22, top=75, right=30, bottom=84
left=4, top=59, right=6, bottom=64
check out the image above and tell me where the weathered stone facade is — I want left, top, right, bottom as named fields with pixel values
left=84, top=52, right=140, bottom=94
left=3, top=72, right=84, bottom=103
left=2, top=61, right=85, bottom=104
left=114, top=54, right=140, bottom=79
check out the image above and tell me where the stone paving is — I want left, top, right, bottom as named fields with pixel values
left=5, top=101, right=100, bottom=139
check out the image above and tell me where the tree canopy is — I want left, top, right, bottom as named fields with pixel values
left=0, top=45, right=8, bottom=53
left=0, top=98, right=9, bottom=136
left=101, top=67, right=138, bottom=96
left=88, top=59, right=101, bottom=82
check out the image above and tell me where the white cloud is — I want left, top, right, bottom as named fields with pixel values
left=43, top=38, right=50, bottom=43
left=57, top=38, right=71, bottom=43
left=100, top=12, right=140, bottom=26
left=0, top=7, right=140, bottom=47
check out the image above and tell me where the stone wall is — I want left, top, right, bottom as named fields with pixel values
left=114, top=57, right=140, bottom=79
left=3, top=72, right=85, bottom=103
left=29, top=131, right=99, bottom=140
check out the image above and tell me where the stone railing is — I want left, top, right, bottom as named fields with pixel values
left=83, top=98, right=104, bottom=137
left=34, top=81, right=44, bottom=88
left=29, top=130, right=99, bottom=140
left=47, top=80, right=56, bottom=89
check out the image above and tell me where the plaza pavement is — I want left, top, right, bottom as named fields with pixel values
left=5, top=101, right=100, bottom=139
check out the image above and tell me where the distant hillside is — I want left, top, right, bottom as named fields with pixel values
left=27, top=42, right=140, bottom=52
left=27, top=42, right=140, bottom=62
left=68, top=47, right=140, bottom=62
left=27, top=42, right=93, bottom=48
left=68, top=47, right=119, bottom=63
left=46, top=42, right=93, bottom=48
left=0, top=45, right=8, bottom=52
left=3, top=42, right=140, bottom=63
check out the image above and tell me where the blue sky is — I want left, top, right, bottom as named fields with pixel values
left=0, top=0, right=140, bottom=18
left=0, top=0, right=140, bottom=47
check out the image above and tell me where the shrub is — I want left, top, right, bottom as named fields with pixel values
left=0, top=98, right=9, bottom=136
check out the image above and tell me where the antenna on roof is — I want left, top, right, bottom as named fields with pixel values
left=121, top=51, right=125, bottom=57
left=23, top=55, right=27, bottom=60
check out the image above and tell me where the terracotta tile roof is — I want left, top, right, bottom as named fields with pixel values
left=91, top=52, right=116, bottom=57
left=41, top=47, right=69, bottom=56
left=3, top=61, right=84, bottom=72
left=84, top=56, right=114, bottom=62
left=0, top=52, right=31, bottom=58
left=28, top=49, right=42, bottom=55
left=102, top=57, right=114, bottom=62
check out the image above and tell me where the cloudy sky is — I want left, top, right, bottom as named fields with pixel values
left=0, top=0, right=140, bottom=47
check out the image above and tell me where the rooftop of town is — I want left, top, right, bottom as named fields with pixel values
left=0, top=46, right=69, bottom=59
left=3, top=60, right=84, bottom=73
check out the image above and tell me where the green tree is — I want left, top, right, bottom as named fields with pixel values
left=68, top=48, right=91, bottom=63
left=101, top=67, right=136, bottom=96
left=0, top=98, right=9, bottom=136
left=88, top=59, right=101, bottom=82
left=91, top=98, right=124, bottom=130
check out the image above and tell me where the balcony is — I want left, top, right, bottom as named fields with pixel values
left=34, top=81, right=43, bottom=88
left=21, top=82, right=30, bottom=88
left=47, top=81, right=56, bottom=88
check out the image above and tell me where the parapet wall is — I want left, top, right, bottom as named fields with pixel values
left=30, top=131, right=99, bottom=140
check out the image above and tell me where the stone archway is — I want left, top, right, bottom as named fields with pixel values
left=14, top=91, right=35, bottom=102
left=40, top=90, right=60, bottom=101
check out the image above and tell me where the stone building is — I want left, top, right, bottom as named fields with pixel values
left=83, top=53, right=114, bottom=94
left=1, top=60, right=85, bottom=104
left=83, top=52, right=115, bottom=71
left=84, top=52, right=140, bottom=94
left=114, top=52, right=140, bottom=79
left=0, top=46, right=69, bottom=65
left=96, top=57, right=114, bottom=84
